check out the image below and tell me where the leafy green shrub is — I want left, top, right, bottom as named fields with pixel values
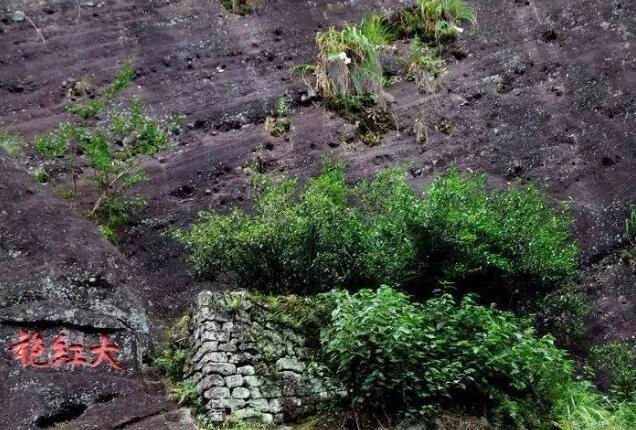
left=66, top=99, right=106, bottom=119
left=320, top=286, right=635, bottom=429
left=591, top=342, right=636, bottom=401
left=174, top=163, right=577, bottom=295
left=95, top=195, right=147, bottom=242
left=534, top=286, right=590, bottom=348
left=0, top=132, right=23, bottom=157
left=421, top=168, right=577, bottom=285
left=320, top=287, right=564, bottom=417
left=105, top=58, right=135, bottom=99
left=34, top=123, right=75, bottom=158
left=173, top=162, right=363, bottom=293
left=109, top=97, right=175, bottom=156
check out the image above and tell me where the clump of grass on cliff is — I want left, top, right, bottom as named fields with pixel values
left=314, top=22, right=387, bottom=112
left=0, top=131, right=23, bottom=157
left=399, top=0, right=476, bottom=41
left=219, top=0, right=257, bottom=15
left=293, top=2, right=475, bottom=119
left=619, top=205, right=636, bottom=266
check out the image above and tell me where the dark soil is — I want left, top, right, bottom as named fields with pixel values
left=1, top=0, right=634, bottom=428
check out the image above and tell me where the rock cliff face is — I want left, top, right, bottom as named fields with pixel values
left=0, top=154, right=170, bottom=429
left=190, top=291, right=340, bottom=424
left=0, top=0, right=634, bottom=428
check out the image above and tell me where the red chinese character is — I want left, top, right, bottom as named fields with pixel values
left=89, top=335, right=122, bottom=370
left=51, top=332, right=69, bottom=365
left=8, top=329, right=49, bottom=368
left=67, top=343, right=88, bottom=366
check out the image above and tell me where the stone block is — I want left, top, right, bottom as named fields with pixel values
left=225, top=374, right=244, bottom=388
left=229, top=398, right=246, bottom=409
left=249, top=398, right=269, bottom=412
left=234, top=408, right=258, bottom=419
left=237, top=365, right=255, bottom=375
left=207, top=411, right=225, bottom=423
left=203, top=362, right=236, bottom=376
left=207, top=352, right=228, bottom=363
left=204, top=386, right=230, bottom=400
left=201, top=330, right=229, bottom=343
left=218, top=339, right=238, bottom=352
left=199, top=374, right=225, bottom=388
left=249, top=387, right=263, bottom=399
left=232, top=387, right=251, bottom=399
left=276, top=357, right=305, bottom=372
left=269, top=398, right=283, bottom=413
left=207, top=398, right=230, bottom=409
left=244, top=375, right=262, bottom=387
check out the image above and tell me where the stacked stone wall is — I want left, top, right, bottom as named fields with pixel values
left=188, top=291, right=339, bottom=424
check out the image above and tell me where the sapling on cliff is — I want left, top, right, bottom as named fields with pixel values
left=34, top=59, right=182, bottom=241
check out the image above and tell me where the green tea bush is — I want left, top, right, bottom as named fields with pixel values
left=534, top=286, right=590, bottom=348
left=421, top=169, right=577, bottom=286
left=320, top=286, right=636, bottom=429
left=174, top=163, right=577, bottom=295
left=173, top=163, right=364, bottom=293
left=321, top=286, right=570, bottom=412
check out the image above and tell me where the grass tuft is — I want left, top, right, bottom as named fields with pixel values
left=0, top=132, right=23, bottom=157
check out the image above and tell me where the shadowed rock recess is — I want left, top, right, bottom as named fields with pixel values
left=190, top=292, right=341, bottom=424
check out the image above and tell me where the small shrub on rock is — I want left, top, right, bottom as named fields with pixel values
left=33, top=60, right=182, bottom=242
